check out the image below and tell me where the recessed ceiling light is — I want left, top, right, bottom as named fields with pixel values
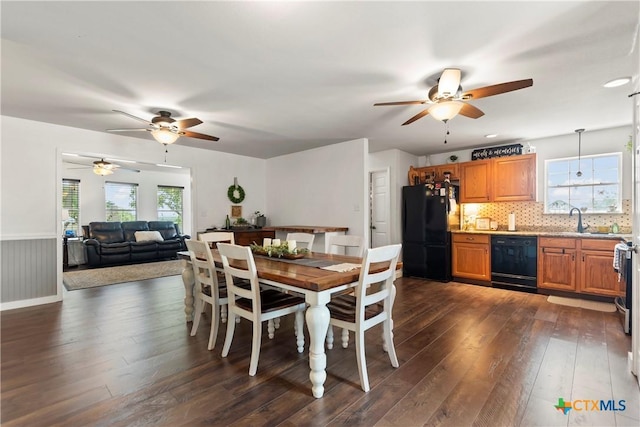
left=485, top=134, right=498, bottom=138
left=603, top=77, right=631, bottom=88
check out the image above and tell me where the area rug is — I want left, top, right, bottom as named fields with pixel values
left=547, top=295, right=616, bottom=312
left=63, top=260, right=184, bottom=291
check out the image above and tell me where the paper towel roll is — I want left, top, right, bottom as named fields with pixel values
left=508, top=212, right=516, bottom=231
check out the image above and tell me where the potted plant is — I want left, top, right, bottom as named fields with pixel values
left=448, top=154, right=459, bottom=163
left=254, top=211, right=266, bottom=228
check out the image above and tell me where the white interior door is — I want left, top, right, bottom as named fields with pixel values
left=370, top=169, right=390, bottom=248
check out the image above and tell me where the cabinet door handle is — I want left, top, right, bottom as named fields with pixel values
left=572, top=254, right=575, bottom=261
left=466, top=237, right=474, bottom=241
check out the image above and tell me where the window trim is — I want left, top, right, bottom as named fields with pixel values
left=543, top=151, right=622, bottom=214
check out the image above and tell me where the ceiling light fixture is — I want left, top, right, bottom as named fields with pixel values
left=151, top=128, right=180, bottom=144
left=603, top=77, right=631, bottom=88
left=93, top=159, right=115, bottom=176
left=485, top=134, right=498, bottom=138
left=428, top=101, right=464, bottom=122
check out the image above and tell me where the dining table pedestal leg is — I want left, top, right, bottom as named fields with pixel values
left=181, top=258, right=195, bottom=322
left=306, top=293, right=331, bottom=398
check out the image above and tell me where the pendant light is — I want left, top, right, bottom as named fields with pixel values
left=575, top=128, right=584, bottom=177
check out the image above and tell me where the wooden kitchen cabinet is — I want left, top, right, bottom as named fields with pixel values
left=538, top=237, right=623, bottom=297
left=452, top=233, right=490, bottom=281
left=492, top=154, right=536, bottom=202
left=578, top=238, right=624, bottom=296
left=538, top=237, right=577, bottom=291
left=231, top=229, right=275, bottom=246
left=408, top=163, right=460, bottom=184
left=459, top=159, right=492, bottom=203
left=459, top=154, right=536, bottom=203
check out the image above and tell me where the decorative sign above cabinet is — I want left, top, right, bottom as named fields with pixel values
left=472, top=143, right=523, bottom=160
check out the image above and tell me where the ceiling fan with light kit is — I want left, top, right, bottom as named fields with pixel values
left=107, top=110, right=219, bottom=144
left=64, top=156, right=140, bottom=176
left=374, top=68, right=533, bottom=126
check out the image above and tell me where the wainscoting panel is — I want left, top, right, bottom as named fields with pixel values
left=1, top=238, right=57, bottom=303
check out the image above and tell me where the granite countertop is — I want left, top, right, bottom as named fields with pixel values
left=451, top=228, right=633, bottom=242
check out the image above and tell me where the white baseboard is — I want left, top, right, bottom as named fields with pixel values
left=1, top=294, right=62, bottom=311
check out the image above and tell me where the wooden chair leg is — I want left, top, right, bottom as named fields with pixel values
left=326, top=325, right=334, bottom=349
left=208, top=301, right=220, bottom=350
left=267, top=319, right=275, bottom=339
left=248, top=320, right=262, bottom=376
left=341, top=328, right=349, bottom=348
left=384, top=318, right=399, bottom=368
left=355, top=329, right=369, bottom=392
left=190, top=297, right=203, bottom=336
left=295, top=309, right=304, bottom=353
left=221, top=313, right=237, bottom=358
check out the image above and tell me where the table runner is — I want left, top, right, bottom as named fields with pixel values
left=254, top=254, right=339, bottom=268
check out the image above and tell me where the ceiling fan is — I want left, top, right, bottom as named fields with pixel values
left=107, top=110, right=219, bottom=144
left=374, top=68, right=533, bottom=125
left=65, top=157, right=140, bottom=175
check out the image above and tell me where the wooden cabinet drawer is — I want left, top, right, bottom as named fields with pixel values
left=452, top=233, right=490, bottom=244
left=580, top=238, right=617, bottom=251
left=539, top=237, right=576, bottom=249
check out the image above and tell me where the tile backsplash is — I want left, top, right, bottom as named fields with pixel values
left=461, top=200, right=631, bottom=233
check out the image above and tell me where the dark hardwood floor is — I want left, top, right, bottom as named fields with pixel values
left=2, top=276, right=638, bottom=426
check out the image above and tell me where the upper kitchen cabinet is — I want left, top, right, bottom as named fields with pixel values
left=492, top=154, right=536, bottom=202
left=407, top=163, right=460, bottom=185
left=459, top=159, right=492, bottom=203
left=459, top=154, right=536, bottom=203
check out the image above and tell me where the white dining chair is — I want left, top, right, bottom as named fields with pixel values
left=327, top=234, right=364, bottom=257
left=325, top=243, right=402, bottom=392
left=285, top=232, right=315, bottom=251
left=199, top=231, right=235, bottom=248
left=186, top=239, right=230, bottom=350
left=218, top=243, right=306, bottom=376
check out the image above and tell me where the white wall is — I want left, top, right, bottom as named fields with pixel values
left=266, top=138, right=369, bottom=248
left=369, top=149, right=419, bottom=245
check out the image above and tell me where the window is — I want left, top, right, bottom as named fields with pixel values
left=105, top=182, right=138, bottom=221
left=545, top=152, right=621, bottom=214
left=62, top=179, right=80, bottom=236
left=157, top=185, right=184, bottom=226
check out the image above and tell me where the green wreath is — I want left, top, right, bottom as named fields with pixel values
left=227, top=185, right=245, bottom=203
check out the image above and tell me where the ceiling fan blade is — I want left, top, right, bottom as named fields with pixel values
left=174, top=118, right=203, bottom=129
left=107, top=128, right=151, bottom=132
left=458, top=103, right=485, bottom=119
left=462, top=79, right=533, bottom=100
left=113, top=110, right=153, bottom=125
left=401, top=108, right=431, bottom=126
left=374, top=100, right=426, bottom=106
left=180, top=130, right=220, bottom=141
left=438, top=69, right=461, bottom=98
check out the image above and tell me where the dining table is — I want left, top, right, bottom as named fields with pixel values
left=178, top=249, right=400, bottom=398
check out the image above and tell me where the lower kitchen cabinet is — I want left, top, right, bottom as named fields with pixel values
left=538, top=237, right=623, bottom=297
left=452, top=233, right=490, bottom=281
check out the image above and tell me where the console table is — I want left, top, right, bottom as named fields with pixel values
left=197, top=229, right=275, bottom=246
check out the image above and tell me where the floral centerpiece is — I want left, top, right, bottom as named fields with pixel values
left=250, top=241, right=309, bottom=259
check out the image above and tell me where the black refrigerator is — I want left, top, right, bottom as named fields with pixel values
left=402, top=183, right=459, bottom=281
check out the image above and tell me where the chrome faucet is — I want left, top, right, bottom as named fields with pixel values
left=569, top=207, right=588, bottom=233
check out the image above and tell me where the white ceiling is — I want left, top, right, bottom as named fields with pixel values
left=2, top=1, right=639, bottom=159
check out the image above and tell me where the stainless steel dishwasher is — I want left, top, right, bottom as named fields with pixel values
left=491, top=235, right=538, bottom=292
